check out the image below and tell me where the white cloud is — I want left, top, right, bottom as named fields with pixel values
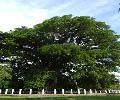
left=75, top=0, right=115, bottom=17
left=0, top=9, right=48, bottom=31
left=107, top=13, right=120, bottom=33
left=50, top=2, right=72, bottom=14
left=0, top=0, right=48, bottom=32
left=109, top=14, right=120, bottom=21
left=0, top=0, right=119, bottom=33
left=28, top=9, right=48, bottom=23
left=47, top=0, right=115, bottom=18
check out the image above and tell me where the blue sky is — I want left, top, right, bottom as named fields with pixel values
left=0, top=0, right=120, bottom=34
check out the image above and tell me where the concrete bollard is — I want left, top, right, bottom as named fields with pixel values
left=108, top=90, right=111, bottom=93
left=62, top=89, right=64, bottom=94
left=54, top=89, right=56, bottom=94
left=84, top=89, right=86, bottom=95
left=95, top=89, right=97, bottom=94
left=105, top=90, right=107, bottom=93
left=29, top=89, right=32, bottom=95
left=19, top=89, right=22, bottom=94
left=78, top=89, right=80, bottom=94
left=5, top=89, right=8, bottom=94
left=42, top=89, right=45, bottom=95
left=71, top=89, right=73, bottom=94
left=116, top=90, right=118, bottom=93
left=118, top=90, right=119, bottom=93
left=115, top=90, right=118, bottom=93
left=12, top=89, right=14, bottom=94
left=0, top=89, right=2, bottom=94
left=89, top=89, right=92, bottom=94
left=118, top=90, right=120, bottom=93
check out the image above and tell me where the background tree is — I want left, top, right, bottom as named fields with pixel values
left=0, top=31, right=13, bottom=88
left=0, top=64, right=12, bottom=89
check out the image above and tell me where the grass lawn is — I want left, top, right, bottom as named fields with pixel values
left=0, top=95, right=120, bottom=100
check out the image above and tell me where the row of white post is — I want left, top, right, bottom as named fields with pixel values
left=0, top=89, right=87, bottom=95
left=1, top=89, right=120, bottom=95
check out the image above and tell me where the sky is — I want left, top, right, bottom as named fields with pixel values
left=0, top=0, right=120, bottom=34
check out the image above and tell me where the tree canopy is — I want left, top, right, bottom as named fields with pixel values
left=0, top=15, right=120, bottom=90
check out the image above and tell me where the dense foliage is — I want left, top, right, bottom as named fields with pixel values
left=0, top=15, right=120, bottom=90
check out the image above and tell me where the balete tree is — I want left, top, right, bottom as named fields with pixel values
left=0, top=15, right=120, bottom=90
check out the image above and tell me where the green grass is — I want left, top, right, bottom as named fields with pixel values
left=0, top=95, right=120, bottom=100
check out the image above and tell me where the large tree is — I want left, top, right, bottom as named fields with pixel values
left=3, top=15, right=120, bottom=89
left=34, top=15, right=120, bottom=89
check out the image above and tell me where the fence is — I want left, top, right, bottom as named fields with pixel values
left=0, top=88, right=120, bottom=95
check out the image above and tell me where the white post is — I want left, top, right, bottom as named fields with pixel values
left=95, top=89, right=97, bottom=94
left=89, top=89, right=92, bottom=94
left=78, top=89, right=80, bottom=94
left=29, top=89, right=32, bottom=95
left=42, top=89, right=44, bottom=95
left=54, top=89, right=56, bottom=94
left=62, top=89, right=64, bottom=94
left=19, top=89, right=22, bottom=94
left=108, top=90, right=111, bottom=93
left=100, top=91, right=102, bottom=93
left=0, top=89, right=2, bottom=94
left=84, top=89, right=86, bottom=95
left=118, top=90, right=120, bottom=93
left=5, top=89, right=8, bottom=94
left=71, top=89, right=73, bottom=94
left=12, top=89, right=14, bottom=94
left=105, top=90, right=107, bottom=93
left=116, top=90, right=118, bottom=93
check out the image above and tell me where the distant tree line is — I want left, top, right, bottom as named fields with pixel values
left=0, top=15, right=120, bottom=90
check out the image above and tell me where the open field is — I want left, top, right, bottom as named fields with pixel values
left=0, top=95, right=120, bottom=100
